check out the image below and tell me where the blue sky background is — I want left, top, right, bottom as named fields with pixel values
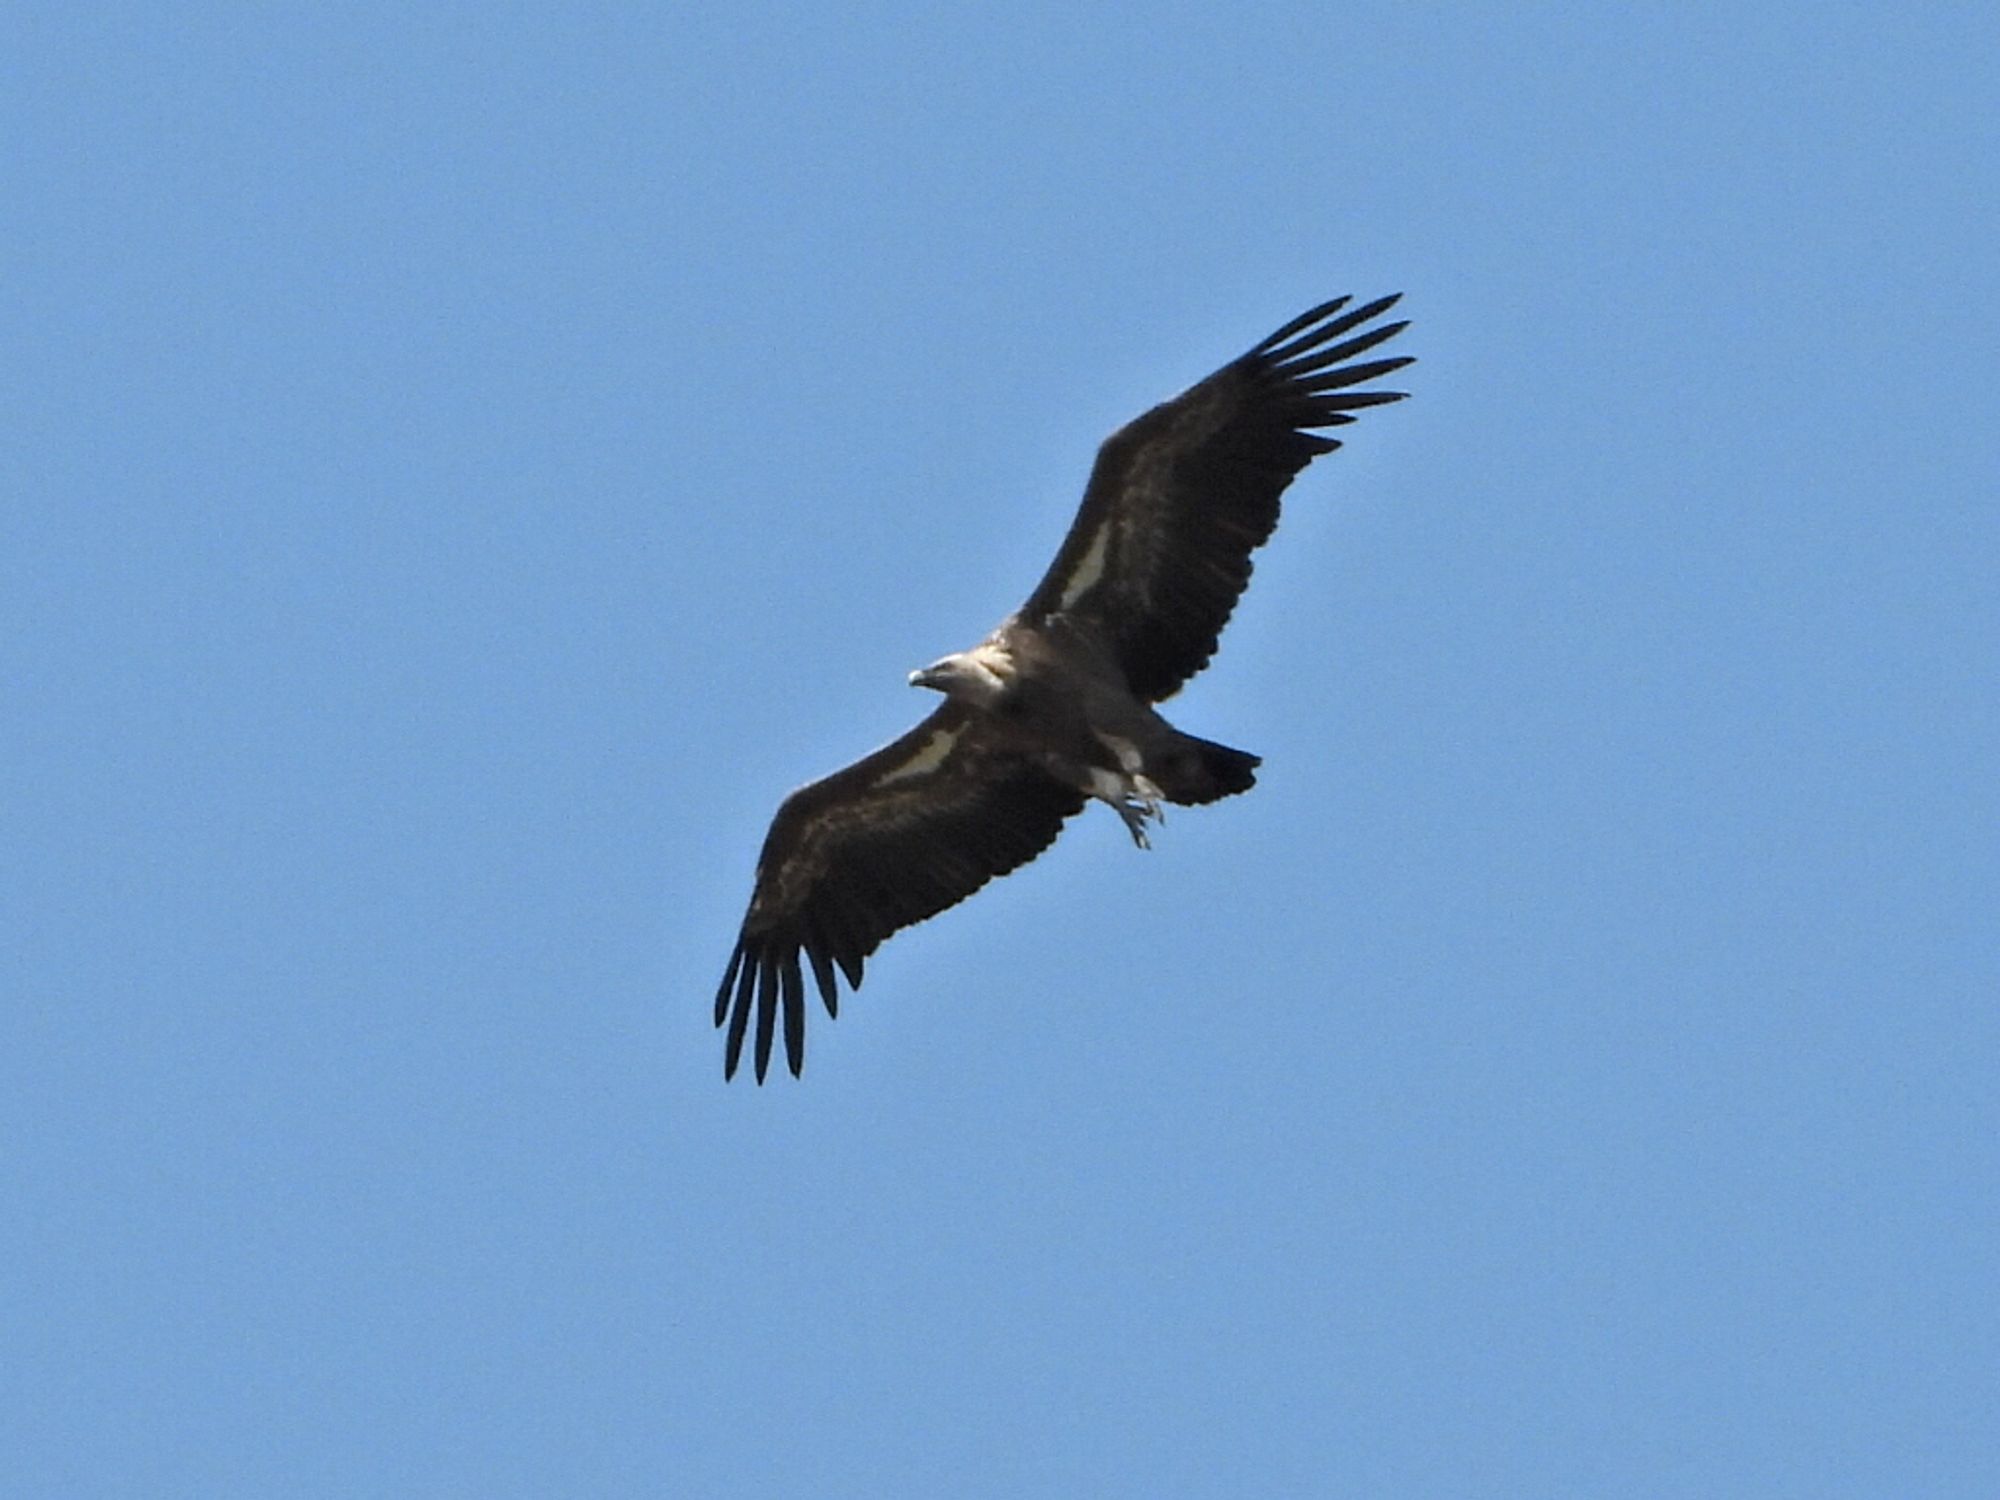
left=7, top=5, right=1996, bottom=1495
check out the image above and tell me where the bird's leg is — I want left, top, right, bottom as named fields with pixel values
left=1084, top=761, right=1162, bottom=849
left=1093, top=737, right=1167, bottom=837
left=1114, top=795, right=1154, bottom=850
left=1132, top=774, right=1166, bottom=825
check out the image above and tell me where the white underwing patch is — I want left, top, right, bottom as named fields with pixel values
left=874, top=723, right=967, bottom=787
left=1057, top=523, right=1113, bottom=609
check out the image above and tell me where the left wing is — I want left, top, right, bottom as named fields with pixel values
left=1018, top=294, right=1412, bottom=703
left=715, top=704, right=1085, bottom=1081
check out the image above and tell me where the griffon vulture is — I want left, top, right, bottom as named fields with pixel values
left=714, top=294, right=1412, bottom=1079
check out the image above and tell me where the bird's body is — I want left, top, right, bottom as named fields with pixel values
left=715, top=294, right=1413, bottom=1079
left=912, top=621, right=1260, bottom=847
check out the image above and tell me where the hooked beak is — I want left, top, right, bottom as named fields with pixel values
left=908, top=667, right=938, bottom=690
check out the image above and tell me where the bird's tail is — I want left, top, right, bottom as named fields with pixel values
left=1164, top=734, right=1261, bottom=805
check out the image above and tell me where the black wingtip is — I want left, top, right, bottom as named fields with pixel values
left=780, top=947, right=805, bottom=1079
left=833, top=948, right=865, bottom=992
left=752, top=950, right=779, bottom=1083
left=1251, top=294, right=1353, bottom=355
left=805, top=942, right=840, bottom=1020
left=714, top=940, right=745, bottom=1028
left=1303, top=354, right=1414, bottom=396
left=1259, top=292, right=1407, bottom=367
left=723, top=944, right=756, bottom=1080
left=1278, top=319, right=1412, bottom=381
left=720, top=924, right=849, bottom=1080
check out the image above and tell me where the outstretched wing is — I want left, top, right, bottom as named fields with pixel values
left=714, top=704, right=1085, bottom=1081
left=1020, top=294, right=1413, bottom=703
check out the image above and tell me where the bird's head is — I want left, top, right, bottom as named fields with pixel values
left=908, top=649, right=1010, bottom=707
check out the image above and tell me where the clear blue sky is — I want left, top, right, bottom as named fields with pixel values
left=7, top=6, right=1995, bottom=1495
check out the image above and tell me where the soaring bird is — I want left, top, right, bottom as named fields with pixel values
left=714, top=295, right=1412, bottom=1079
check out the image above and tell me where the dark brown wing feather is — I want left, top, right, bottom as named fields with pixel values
left=1020, top=294, right=1413, bottom=703
left=714, top=703, right=1085, bottom=1081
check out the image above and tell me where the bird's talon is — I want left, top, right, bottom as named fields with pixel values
left=1116, top=797, right=1156, bottom=849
